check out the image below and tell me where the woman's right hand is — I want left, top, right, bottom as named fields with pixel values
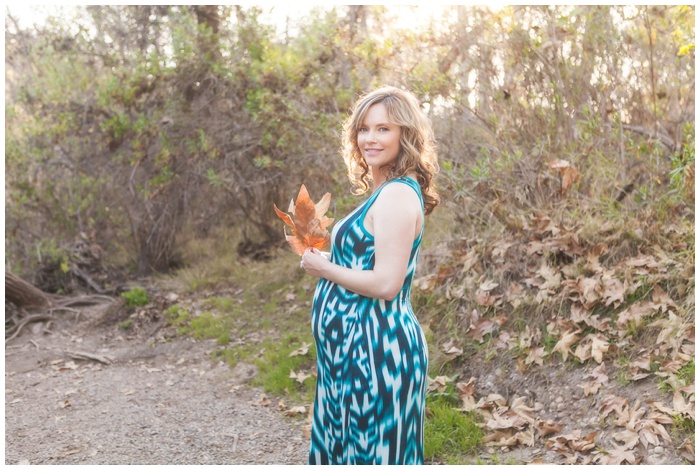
left=300, top=248, right=330, bottom=278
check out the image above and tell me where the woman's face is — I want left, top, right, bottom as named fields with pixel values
left=357, top=103, right=401, bottom=171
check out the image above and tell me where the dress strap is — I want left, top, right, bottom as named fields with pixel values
left=392, top=177, right=424, bottom=212
left=358, top=177, right=424, bottom=223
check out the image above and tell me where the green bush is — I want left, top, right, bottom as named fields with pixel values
left=121, top=288, right=149, bottom=308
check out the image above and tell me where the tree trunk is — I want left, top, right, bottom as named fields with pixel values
left=5, top=271, right=52, bottom=308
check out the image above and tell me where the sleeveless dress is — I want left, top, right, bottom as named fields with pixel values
left=309, top=176, right=429, bottom=465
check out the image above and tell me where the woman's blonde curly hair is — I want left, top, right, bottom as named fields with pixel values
left=342, top=86, right=440, bottom=215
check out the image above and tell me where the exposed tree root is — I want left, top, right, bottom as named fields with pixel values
left=6, top=270, right=118, bottom=344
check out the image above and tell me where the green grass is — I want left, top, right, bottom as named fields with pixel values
left=424, top=393, right=483, bottom=464
left=672, top=413, right=695, bottom=434
left=165, top=305, right=190, bottom=326
left=678, top=360, right=694, bottom=386
left=203, top=295, right=235, bottom=311
left=188, top=311, right=234, bottom=345
left=251, top=335, right=317, bottom=403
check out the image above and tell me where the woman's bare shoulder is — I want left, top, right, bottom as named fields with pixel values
left=375, top=180, right=421, bottom=210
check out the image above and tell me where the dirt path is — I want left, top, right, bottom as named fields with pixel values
left=5, top=316, right=309, bottom=465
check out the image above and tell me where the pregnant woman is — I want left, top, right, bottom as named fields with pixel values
left=300, top=85, right=439, bottom=465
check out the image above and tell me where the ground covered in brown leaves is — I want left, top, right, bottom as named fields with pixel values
left=415, top=208, right=695, bottom=465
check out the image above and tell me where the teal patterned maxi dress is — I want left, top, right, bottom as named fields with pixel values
left=309, top=176, right=428, bottom=465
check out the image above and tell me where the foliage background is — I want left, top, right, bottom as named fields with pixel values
left=5, top=5, right=694, bottom=279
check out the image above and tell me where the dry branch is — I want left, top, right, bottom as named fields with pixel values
left=67, top=350, right=112, bottom=365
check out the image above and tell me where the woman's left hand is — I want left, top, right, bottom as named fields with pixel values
left=300, top=248, right=329, bottom=278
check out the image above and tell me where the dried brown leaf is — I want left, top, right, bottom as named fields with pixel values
left=289, top=369, right=312, bottom=384
left=483, top=430, right=517, bottom=446
left=601, top=271, right=625, bottom=308
left=456, top=378, right=479, bottom=411
left=302, top=424, right=312, bottom=439
left=525, top=346, right=547, bottom=366
left=288, top=342, right=312, bottom=357
left=612, top=428, right=639, bottom=450
left=515, top=429, right=536, bottom=447
left=590, top=334, right=609, bottom=364
left=548, top=430, right=597, bottom=453
left=547, top=159, right=580, bottom=195
left=487, top=412, right=529, bottom=431
left=427, top=375, right=453, bottom=393
left=283, top=405, right=307, bottom=416
left=553, top=329, right=581, bottom=362
left=638, top=419, right=673, bottom=448
left=680, top=438, right=695, bottom=464
left=603, top=444, right=640, bottom=464
left=479, top=280, right=499, bottom=291
left=537, top=419, right=564, bottom=437
left=274, top=184, right=334, bottom=255
left=252, top=394, right=272, bottom=407
left=510, top=396, right=536, bottom=425
left=580, top=380, right=603, bottom=397
left=589, top=362, right=609, bottom=385
left=673, top=390, right=695, bottom=417
left=466, top=309, right=499, bottom=343
left=600, top=394, right=629, bottom=419
left=574, top=341, right=592, bottom=362
left=651, top=284, right=677, bottom=311
left=616, top=301, right=656, bottom=330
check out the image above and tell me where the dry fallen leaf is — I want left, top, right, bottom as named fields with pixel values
left=680, top=438, right=695, bottom=464
left=525, top=346, right=547, bottom=367
left=466, top=309, right=499, bottom=343
left=274, top=184, right=334, bottom=255
left=612, top=428, right=639, bottom=450
left=456, top=378, right=479, bottom=411
left=547, top=159, right=580, bottom=195
left=601, top=444, right=640, bottom=464
left=252, top=394, right=272, bottom=407
left=509, top=396, right=536, bottom=425
left=600, top=394, right=629, bottom=419
left=284, top=405, right=307, bottom=416
left=673, top=390, right=695, bottom=417
left=289, top=370, right=312, bottom=384
left=538, top=419, right=564, bottom=437
left=427, top=375, right=453, bottom=393
left=553, top=329, right=581, bottom=362
left=637, top=417, right=673, bottom=448
left=289, top=342, right=312, bottom=357
left=574, top=341, right=592, bottom=363
left=590, top=334, right=609, bottom=364
left=547, top=430, right=597, bottom=453
left=479, top=280, right=499, bottom=292
left=580, top=380, right=603, bottom=397
left=441, top=339, right=464, bottom=360
left=487, top=412, right=529, bottom=431
left=302, top=424, right=312, bottom=439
